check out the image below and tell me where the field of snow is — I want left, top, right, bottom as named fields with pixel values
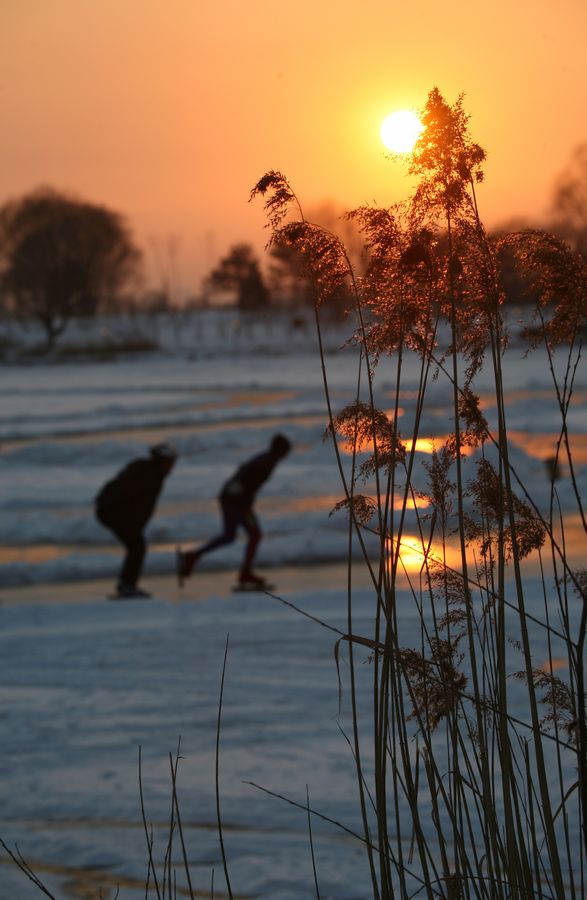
left=1, top=309, right=585, bottom=898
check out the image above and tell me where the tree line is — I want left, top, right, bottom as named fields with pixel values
left=1, top=145, right=586, bottom=349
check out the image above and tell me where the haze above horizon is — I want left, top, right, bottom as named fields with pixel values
left=2, top=0, right=586, bottom=295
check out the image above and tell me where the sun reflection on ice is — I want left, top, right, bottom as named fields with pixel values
left=339, top=431, right=476, bottom=458
left=387, top=534, right=462, bottom=575
left=402, top=437, right=476, bottom=457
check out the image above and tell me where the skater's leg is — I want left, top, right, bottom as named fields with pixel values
left=179, top=502, right=238, bottom=580
left=119, top=530, right=146, bottom=589
left=99, top=514, right=147, bottom=592
left=239, top=511, right=262, bottom=583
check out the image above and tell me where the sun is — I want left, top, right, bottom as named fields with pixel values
left=380, top=110, right=424, bottom=154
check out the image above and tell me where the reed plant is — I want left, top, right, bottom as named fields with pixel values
left=252, top=87, right=587, bottom=898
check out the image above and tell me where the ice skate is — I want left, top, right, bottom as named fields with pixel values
left=233, top=572, right=275, bottom=593
left=110, top=583, right=152, bottom=600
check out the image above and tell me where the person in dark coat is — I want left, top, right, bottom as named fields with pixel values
left=177, top=433, right=291, bottom=588
left=95, top=443, right=177, bottom=598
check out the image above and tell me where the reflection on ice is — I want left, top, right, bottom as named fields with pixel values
left=540, top=657, right=568, bottom=674
left=339, top=433, right=476, bottom=458
left=508, top=430, right=587, bottom=464
left=392, top=495, right=430, bottom=511
left=388, top=534, right=462, bottom=574
left=402, top=436, right=476, bottom=457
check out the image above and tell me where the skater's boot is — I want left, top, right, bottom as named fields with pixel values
left=116, top=583, right=151, bottom=599
left=238, top=570, right=266, bottom=588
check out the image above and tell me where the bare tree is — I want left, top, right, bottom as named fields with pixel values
left=207, top=243, right=269, bottom=310
left=267, top=239, right=313, bottom=307
left=148, top=232, right=182, bottom=309
left=551, top=143, right=587, bottom=258
left=0, top=187, right=142, bottom=348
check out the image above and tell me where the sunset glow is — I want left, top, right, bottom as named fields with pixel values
left=3, top=2, right=586, bottom=293
left=380, top=111, right=424, bottom=153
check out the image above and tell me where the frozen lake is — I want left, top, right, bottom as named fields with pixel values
left=0, top=572, right=380, bottom=900
left=1, top=311, right=585, bottom=897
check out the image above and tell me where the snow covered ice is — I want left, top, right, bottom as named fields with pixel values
left=0, top=309, right=585, bottom=898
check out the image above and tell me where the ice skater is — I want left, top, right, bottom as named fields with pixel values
left=95, top=442, right=177, bottom=598
left=177, top=433, right=291, bottom=589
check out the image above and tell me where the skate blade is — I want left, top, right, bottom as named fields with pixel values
left=232, top=582, right=275, bottom=593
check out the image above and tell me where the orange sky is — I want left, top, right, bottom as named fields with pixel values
left=2, top=0, right=586, bottom=297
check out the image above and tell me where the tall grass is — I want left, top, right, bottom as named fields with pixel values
left=252, top=87, right=587, bottom=898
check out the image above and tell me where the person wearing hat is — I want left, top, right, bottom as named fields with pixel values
left=177, top=433, right=291, bottom=589
left=95, top=443, right=177, bottom=598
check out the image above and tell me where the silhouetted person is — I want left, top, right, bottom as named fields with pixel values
left=95, top=443, right=177, bottom=598
left=177, top=433, right=291, bottom=588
